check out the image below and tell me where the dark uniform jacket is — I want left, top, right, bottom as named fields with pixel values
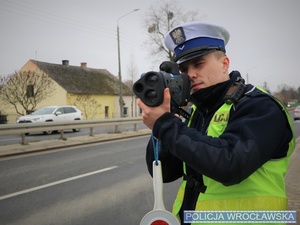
left=145, top=70, right=293, bottom=219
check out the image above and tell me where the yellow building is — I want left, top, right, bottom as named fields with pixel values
left=2, top=59, right=138, bottom=123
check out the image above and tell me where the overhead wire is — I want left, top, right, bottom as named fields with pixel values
left=0, top=0, right=139, bottom=45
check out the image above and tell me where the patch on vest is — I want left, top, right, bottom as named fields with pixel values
left=211, top=111, right=229, bottom=123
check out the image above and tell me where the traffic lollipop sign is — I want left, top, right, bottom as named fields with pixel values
left=140, top=160, right=180, bottom=225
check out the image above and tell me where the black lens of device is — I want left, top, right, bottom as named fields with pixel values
left=145, top=73, right=158, bottom=87
left=145, top=90, right=157, bottom=104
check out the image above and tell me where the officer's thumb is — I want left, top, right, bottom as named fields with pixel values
left=163, top=88, right=171, bottom=108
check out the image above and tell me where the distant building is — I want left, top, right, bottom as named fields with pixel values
left=3, top=59, right=140, bottom=123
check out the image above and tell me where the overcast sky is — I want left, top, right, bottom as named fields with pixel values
left=0, top=0, right=299, bottom=92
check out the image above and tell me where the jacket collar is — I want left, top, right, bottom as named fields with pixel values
left=190, top=71, right=242, bottom=109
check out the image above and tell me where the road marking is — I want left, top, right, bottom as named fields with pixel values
left=0, top=166, right=118, bottom=201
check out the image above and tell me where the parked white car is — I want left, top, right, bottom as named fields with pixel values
left=17, top=105, right=83, bottom=134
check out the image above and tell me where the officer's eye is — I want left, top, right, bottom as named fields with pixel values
left=179, top=65, right=188, bottom=74
left=193, top=59, right=205, bottom=68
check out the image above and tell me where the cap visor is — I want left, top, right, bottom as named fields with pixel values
left=175, top=49, right=217, bottom=64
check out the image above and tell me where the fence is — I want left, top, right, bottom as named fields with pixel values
left=0, top=117, right=143, bottom=145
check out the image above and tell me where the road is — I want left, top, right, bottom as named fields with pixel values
left=0, top=120, right=299, bottom=225
left=0, top=136, right=180, bottom=225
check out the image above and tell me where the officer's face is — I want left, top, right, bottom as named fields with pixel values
left=179, top=51, right=230, bottom=93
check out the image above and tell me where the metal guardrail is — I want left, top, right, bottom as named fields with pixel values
left=0, top=117, right=143, bottom=145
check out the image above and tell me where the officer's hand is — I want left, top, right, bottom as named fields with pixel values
left=138, top=88, right=171, bottom=130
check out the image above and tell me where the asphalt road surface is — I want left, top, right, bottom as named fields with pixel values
left=0, top=119, right=299, bottom=225
left=0, top=136, right=180, bottom=225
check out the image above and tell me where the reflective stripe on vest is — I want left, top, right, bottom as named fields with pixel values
left=172, top=93, right=295, bottom=224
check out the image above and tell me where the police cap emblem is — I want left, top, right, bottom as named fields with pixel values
left=170, top=27, right=186, bottom=45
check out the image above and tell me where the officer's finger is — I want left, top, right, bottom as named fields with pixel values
left=163, top=88, right=171, bottom=105
left=137, top=99, right=146, bottom=109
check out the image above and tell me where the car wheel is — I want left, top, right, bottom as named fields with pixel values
left=72, top=128, right=81, bottom=132
left=43, top=131, right=52, bottom=135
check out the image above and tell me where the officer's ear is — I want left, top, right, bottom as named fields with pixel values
left=222, top=55, right=230, bottom=72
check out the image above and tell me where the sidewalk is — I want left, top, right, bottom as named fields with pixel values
left=0, top=131, right=299, bottom=220
left=285, top=137, right=300, bottom=223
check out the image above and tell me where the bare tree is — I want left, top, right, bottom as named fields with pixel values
left=274, top=84, right=300, bottom=105
left=0, top=71, right=56, bottom=115
left=143, top=0, right=202, bottom=65
left=73, top=94, right=102, bottom=120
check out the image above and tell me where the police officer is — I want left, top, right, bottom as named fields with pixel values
left=138, top=21, right=295, bottom=225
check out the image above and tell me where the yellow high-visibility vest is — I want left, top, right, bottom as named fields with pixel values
left=172, top=93, right=295, bottom=225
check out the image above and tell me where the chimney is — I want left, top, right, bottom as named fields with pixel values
left=81, top=62, right=87, bottom=69
left=62, top=60, right=69, bottom=66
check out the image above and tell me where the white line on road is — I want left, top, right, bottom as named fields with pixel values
left=0, top=166, right=118, bottom=201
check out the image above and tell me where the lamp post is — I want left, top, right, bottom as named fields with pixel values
left=117, top=9, right=139, bottom=117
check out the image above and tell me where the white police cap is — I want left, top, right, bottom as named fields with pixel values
left=164, top=21, right=230, bottom=64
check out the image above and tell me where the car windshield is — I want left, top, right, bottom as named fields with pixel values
left=31, top=107, right=56, bottom=115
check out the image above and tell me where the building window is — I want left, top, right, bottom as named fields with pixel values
left=105, top=106, right=109, bottom=118
left=26, top=85, right=34, bottom=97
left=123, top=107, right=128, bottom=117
